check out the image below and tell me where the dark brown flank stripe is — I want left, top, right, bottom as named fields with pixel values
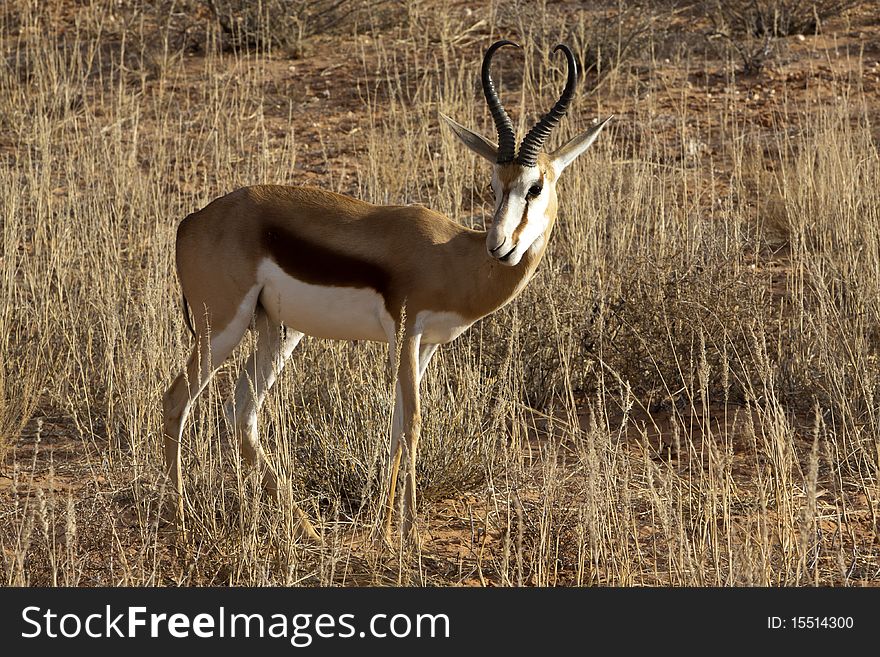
left=261, top=224, right=393, bottom=303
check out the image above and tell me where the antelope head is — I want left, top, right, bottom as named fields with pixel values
left=442, top=40, right=612, bottom=267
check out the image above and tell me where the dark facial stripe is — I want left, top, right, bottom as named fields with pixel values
left=493, top=192, right=511, bottom=228
left=511, top=202, right=529, bottom=244
left=262, top=225, right=392, bottom=299
left=511, top=170, right=543, bottom=243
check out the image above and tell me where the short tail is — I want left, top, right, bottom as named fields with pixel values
left=181, top=292, right=195, bottom=337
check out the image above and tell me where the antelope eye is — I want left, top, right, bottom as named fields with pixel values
left=527, top=185, right=542, bottom=198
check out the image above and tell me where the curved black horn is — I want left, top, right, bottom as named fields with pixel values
left=516, top=44, right=578, bottom=167
left=481, top=40, right=520, bottom=163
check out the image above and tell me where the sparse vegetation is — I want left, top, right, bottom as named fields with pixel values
left=703, top=0, right=860, bottom=74
left=706, top=0, right=859, bottom=38
left=1, top=0, right=877, bottom=586
left=204, top=0, right=365, bottom=56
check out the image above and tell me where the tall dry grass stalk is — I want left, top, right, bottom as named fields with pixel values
left=1, top=0, right=876, bottom=586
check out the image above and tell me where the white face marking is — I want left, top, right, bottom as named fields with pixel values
left=487, top=166, right=552, bottom=267
left=257, top=259, right=392, bottom=342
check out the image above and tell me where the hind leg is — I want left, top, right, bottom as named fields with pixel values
left=162, top=288, right=260, bottom=534
left=227, top=310, right=319, bottom=542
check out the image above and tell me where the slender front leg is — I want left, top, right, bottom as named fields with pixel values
left=382, top=381, right=405, bottom=541
left=382, top=338, right=436, bottom=542
left=399, top=335, right=422, bottom=540
left=398, top=333, right=424, bottom=541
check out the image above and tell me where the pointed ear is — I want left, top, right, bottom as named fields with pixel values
left=549, top=115, right=613, bottom=176
left=439, top=112, right=498, bottom=163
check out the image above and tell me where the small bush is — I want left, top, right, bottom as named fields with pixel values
left=204, top=0, right=388, bottom=55
left=706, top=0, right=858, bottom=37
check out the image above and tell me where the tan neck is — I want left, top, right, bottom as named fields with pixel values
left=451, top=216, right=556, bottom=322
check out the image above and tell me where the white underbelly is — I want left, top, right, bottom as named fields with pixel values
left=257, top=259, right=390, bottom=341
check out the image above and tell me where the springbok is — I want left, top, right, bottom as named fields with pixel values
left=162, top=40, right=611, bottom=543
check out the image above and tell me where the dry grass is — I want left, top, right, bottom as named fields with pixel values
left=1, top=0, right=877, bottom=586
